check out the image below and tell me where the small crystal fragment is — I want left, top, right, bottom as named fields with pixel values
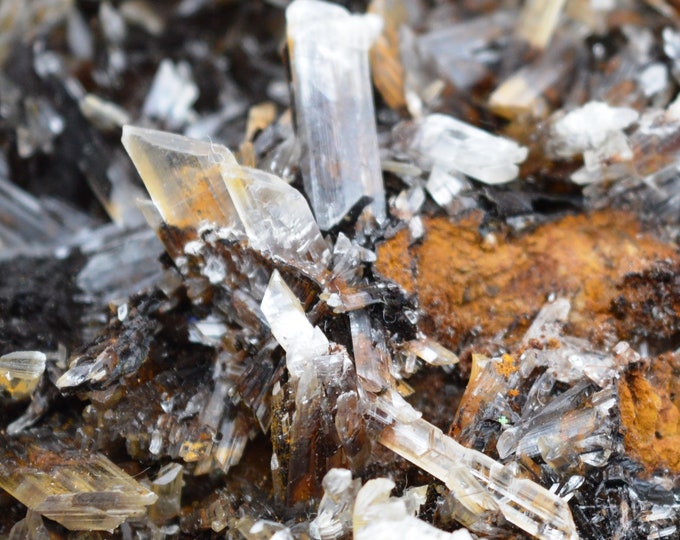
left=79, top=94, right=131, bottom=131
left=489, top=32, right=579, bottom=119
left=143, top=59, right=198, bottom=128
left=309, top=468, right=361, bottom=540
left=287, top=0, right=386, bottom=228
left=261, top=270, right=329, bottom=378
left=515, top=0, right=567, bottom=49
left=394, top=114, right=528, bottom=185
left=419, top=11, right=515, bottom=90
left=547, top=101, right=639, bottom=161
left=222, top=164, right=331, bottom=281
left=353, top=477, right=473, bottom=540
left=0, top=351, right=46, bottom=399
left=403, top=337, right=459, bottom=367
left=149, top=463, right=183, bottom=524
left=8, top=510, right=50, bottom=540
left=16, top=97, right=65, bottom=158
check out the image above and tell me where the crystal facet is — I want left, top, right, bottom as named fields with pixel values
left=287, top=0, right=386, bottom=228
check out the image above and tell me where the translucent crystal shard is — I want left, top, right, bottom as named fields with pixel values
left=287, top=0, right=386, bottom=229
left=142, top=59, right=198, bottom=129
left=370, top=392, right=578, bottom=540
left=309, top=468, right=360, bottom=540
left=223, top=165, right=331, bottom=281
left=547, top=101, right=639, bottom=162
left=496, top=382, right=616, bottom=467
left=349, top=310, right=393, bottom=393
left=261, top=270, right=329, bottom=378
left=488, top=32, right=578, bottom=119
left=0, top=351, right=46, bottom=399
left=123, top=126, right=331, bottom=282
left=121, top=126, right=242, bottom=230
left=419, top=10, right=516, bottom=90
left=0, top=437, right=157, bottom=531
left=395, top=114, right=528, bottom=185
left=9, top=510, right=52, bottom=540
left=515, top=0, right=567, bottom=49
left=353, top=477, right=473, bottom=540
left=403, top=337, right=459, bottom=367
left=149, top=463, right=183, bottom=524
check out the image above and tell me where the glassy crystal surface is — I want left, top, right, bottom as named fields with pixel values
left=353, top=477, right=473, bottom=540
left=0, top=351, right=46, bottom=398
left=123, top=126, right=331, bottom=282
left=394, top=114, right=528, bottom=184
left=122, top=126, right=241, bottom=230
left=0, top=437, right=157, bottom=531
left=261, top=270, right=329, bottom=378
left=419, top=11, right=515, bottom=90
left=6, top=0, right=680, bottom=537
left=8, top=510, right=50, bottom=540
left=149, top=463, right=183, bottom=523
left=309, top=468, right=360, bottom=540
left=222, top=164, right=331, bottom=282
left=372, top=393, right=579, bottom=540
left=143, top=59, right=198, bottom=129
left=287, top=0, right=386, bottom=228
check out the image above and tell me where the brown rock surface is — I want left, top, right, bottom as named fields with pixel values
left=376, top=210, right=680, bottom=352
left=618, top=353, right=680, bottom=473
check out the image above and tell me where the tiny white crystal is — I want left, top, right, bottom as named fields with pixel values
left=353, top=477, right=473, bottom=540
left=400, top=114, right=528, bottom=184
left=548, top=101, right=639, bottom=160
left=143, top=59, right=198, bottom=128
left=310, top=468, right=360, bottom=540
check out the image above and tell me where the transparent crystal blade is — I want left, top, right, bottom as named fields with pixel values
left=261, top=270, right=329, bottom=378
left=223, top=165, right=331, bottom=281
left=287, top=0, right=386, bottom=229
left=371, top=392, right=578, bottom=540
left=121, top=125, right=242, bottom=230
left=0, top=439, right=157, bottom=531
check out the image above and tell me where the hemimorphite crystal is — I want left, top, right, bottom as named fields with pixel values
left=122, top=126, right=241, bottom=230
left=0, top=351, right=46, bottom=398
left=261, top=270, right=329, bottom=378
left=122, top=126, right=331, bottom=282
left=372, top=392, right=579, bottom=540
left=287, top=0, right=386, bottom=229
left=395, top=114, right=528, bottom=185
left=353, top=477, right=473, bottom=540
left=0, top=438, right=157, bottom=531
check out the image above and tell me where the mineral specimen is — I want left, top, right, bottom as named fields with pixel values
left=4, top=0, right=680, bottom=539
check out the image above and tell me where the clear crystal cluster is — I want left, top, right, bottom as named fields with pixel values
left=3, top=0, right=680, bottom=538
